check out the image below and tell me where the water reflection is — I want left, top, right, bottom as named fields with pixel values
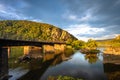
left=9, top=50, right=112, bottom=80
left=17, top=54, right=62, bottom=80
left=40, top=51, right=106, bottom=80
left=85, top=54, right=99, bottom=64
left=104, top=63, right=120, bottom=80
left=9, top=53, right=66, bottom=80
left=103, top=54, right=120, bottom=80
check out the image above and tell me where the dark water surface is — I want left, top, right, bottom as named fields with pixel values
left=9, top=50, right=120, bottom=80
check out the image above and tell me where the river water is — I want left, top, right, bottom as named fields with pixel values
left=9, top=50, right=120, bottom=80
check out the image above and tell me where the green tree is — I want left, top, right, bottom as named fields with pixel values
left=86, top=39, right=97, bottom=49
left=71, top=40, right=85, bottom=49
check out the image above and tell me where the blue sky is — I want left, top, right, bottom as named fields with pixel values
left=0, top=0, right=120, bottom=41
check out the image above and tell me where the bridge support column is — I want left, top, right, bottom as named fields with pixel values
left=24, top=46, right=31, bottom=55
left=0, top=46, right=8, bottom=80
left=8, top=47, right=11, bottom=58
left=54, top=44, right=66, bottom=54
left=42, top=45, right=55, bottom=53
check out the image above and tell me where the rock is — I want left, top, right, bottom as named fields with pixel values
left=18, top=54, right=31, bottom=62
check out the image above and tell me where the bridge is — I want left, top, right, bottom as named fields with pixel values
left=0, top=39, right=66, bottom=80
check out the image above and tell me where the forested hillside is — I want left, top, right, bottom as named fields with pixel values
left=97, top=35, right=120, bottom=47
left=0, top=20, right=77, bottom=42
left=98, top=35, right=120, bottom=55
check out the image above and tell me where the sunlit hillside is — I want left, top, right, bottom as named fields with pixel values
left=0, top=20, right=77, bottom=42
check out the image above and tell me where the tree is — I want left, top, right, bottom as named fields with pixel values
left=71, top=40, right=85, bottom=49
left=86, top=39, right=97, bottom=50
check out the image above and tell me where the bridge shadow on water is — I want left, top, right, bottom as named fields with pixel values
left=103, top=54, right=120, bottom=80
left=17, top=54, right=61, bottom=80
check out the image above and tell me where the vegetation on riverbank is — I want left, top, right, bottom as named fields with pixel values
left=97, top=35, right=120, bottom=47
left=80, top=49, right=100, bottom=54
left=48, top=75, right=83, bottom=80
left=98, top=35, right=120, bottom=55
left=67, top=39, right=99, bottom=54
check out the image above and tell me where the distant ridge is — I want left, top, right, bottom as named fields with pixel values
left=96, top=39, right=113, bottom=42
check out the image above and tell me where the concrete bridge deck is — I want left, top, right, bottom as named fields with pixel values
left=0, top=39, right=66, bottom=46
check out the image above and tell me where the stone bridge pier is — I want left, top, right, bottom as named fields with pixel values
left=42, top=44, right=66, bottom=54
left=0, top=46, right=8, bottom=80
left=42, top=44, right=66, bottom=61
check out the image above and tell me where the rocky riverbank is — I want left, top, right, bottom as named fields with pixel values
left=104, top=47, right=120, bottom=55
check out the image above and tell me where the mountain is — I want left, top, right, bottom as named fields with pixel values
left=0, top=20, right=77, bottom=42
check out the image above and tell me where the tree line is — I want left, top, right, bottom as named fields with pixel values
left=66, top=39, right=98, bottom=50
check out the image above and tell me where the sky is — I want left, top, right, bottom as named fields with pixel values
left=0, top=0, right=120, bottom=41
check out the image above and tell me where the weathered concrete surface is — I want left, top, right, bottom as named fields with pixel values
left=54, top=44, right=66, bottom=54
left=42, top=45, right=55, bottom=53
left=42, top=44, right=66, bottom=61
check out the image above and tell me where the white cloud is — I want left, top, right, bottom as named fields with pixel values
left=63, top=10, right=92, bottom=22
left=66, top=14, right=91, bottom=22
left=68, top=14, right=77, bottom=20
left=64, top=24, right=120, bottom=41
left=77, top=37, right=94, bottom=42
left=65, top=24, right=104, bottom=35
left=64, top=24, right=105, bottom=41
left=0, top=4, right=42, bottom=22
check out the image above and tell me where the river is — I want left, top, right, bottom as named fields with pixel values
left=9, top=50, right=120, bottom=80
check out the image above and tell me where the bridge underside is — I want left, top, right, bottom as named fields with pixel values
left=0, top=39, right=65, bottom=46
